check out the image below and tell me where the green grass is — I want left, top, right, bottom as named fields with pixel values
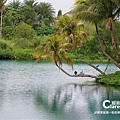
left=96, top=71, right=120, bottom=86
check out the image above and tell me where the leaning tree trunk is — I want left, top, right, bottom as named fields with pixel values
left=55, top=61, right=98, bottom=78
left=110, top=27, right=120, bottom=58
left=95, top=23, right=120, bottom=69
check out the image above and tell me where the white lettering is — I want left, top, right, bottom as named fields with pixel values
left=103, top=100, right=110, bottom=109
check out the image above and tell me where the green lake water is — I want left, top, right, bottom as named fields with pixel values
left=0, top=60, right=120, bottom=120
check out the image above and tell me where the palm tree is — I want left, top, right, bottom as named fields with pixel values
left=55, top=15, right=105, bottom=75
left=21, top=0, right=37, bottom=25
left=7, top=0, right=21, bottom=10
left=34, top=34, right=73, bottom=67
left=72, top=0, right=120, bottom=69
left=56, top=15, right=86, bottom=49
left=35, top=2, right=55, bottom=26
left=34, top=34, right=98, bottom=78
left=34, top=15, right=104, bottom=77
left=24, top=0, right=38, bottom=8
left=0, top=0, right=7, bottom=38
left=5, top=0, right=22, bottom=28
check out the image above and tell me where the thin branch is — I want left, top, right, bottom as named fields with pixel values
left=104, top=60, right=110, bottom=73
left=55, top=62, right=98, bottom=79
left=75, top=50, right=105, bottom=75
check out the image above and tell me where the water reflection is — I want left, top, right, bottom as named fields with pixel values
left=0, top=79, right=5, bottom=115
left=34, top=84, right=120, bottom=120
left=0, top=61, right=120, bottom=120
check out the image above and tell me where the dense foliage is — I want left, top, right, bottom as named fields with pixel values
left=97, top=71, right=120, bottom=85
left=72, top=0, right=120, bottom=69
left=1, top=0, right=56, bottom=38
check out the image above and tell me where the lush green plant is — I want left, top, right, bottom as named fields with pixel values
left=14, top=22, right=37, bottom=48
left=14, top=22, right=36, bottom=40
left=0, top=40, right=7, bottom=49
left=2, top=26, right=15, bottom=39
left=33, top=35, right=44, bottom=47
left=14, top=38, right=34, bottom=48
left=36, top=26, right=56, bottom=35
left=0, top=40, right=12, bottom=49
left=13, top=48, right=34, bottom=60
left=35, top=2, right=55, bottom=26
left=0, top=49, right=14, bottom=59
left=97, top=71, right=120, bottom=86
left=0, top=40, right=13, bottom=59
left=34, top=34, right=73, bottom=65
left=22, top=6, right=36, bottom=26
left=3, top=9, right=22, bottom=28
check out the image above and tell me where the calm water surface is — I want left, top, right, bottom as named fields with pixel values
left=0, top=60, right=120, bottom=120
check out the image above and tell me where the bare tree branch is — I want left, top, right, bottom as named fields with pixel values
left=75, top=50, right=105, bottom=75
left=104, top=60, right=110, bottom=73
left=55, top=62, right=98, bottom=79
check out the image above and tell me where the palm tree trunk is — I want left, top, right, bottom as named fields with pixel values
left=95, top=23, right=120, bottom=69
left=0, top=10, right=2, bottom=39
left=110, top=28, right=120, bottom=58
left=74, top=51, right=105, bottom=75
left=72, top=33, right=105, bottom=75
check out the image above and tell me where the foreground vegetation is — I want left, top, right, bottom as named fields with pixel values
left=96, top=71, right=120, bottom=86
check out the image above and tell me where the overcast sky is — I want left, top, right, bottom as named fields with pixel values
left=7, top=0, right=75, bottom=14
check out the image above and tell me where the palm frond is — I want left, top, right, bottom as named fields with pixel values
left=60, top=51, right=73, bottom=67
left=61, top=43, right=73, bottom=49
left=35, top=54, right=49, bottom=63
left=34, top=45, right=44, bottom=58
left=104, top=18, right=115, bottom=29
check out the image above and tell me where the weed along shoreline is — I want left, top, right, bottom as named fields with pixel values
left=95, top=71, right=120, bottom=86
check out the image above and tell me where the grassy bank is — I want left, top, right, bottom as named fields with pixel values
left=96, top=71, right=120, bottom=86
left=0, top=38, right=107, bottom=61
left=0, top=38, right=42, bottom=60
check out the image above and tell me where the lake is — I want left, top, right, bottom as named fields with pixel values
left=0, top=60, right=120, bottom=120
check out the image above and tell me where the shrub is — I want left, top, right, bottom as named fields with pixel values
left=14, top=38, right=34, bottom=48
left=0, top=41, right=7, bottom=49
left=2, top=26, right=15, bottom=40
left=14, top=22, right=36, bottom=40
left=0, top=40, right=12, bottom=50
left=0, top=49, right=14, bottom=59
left=36, top=26, right=56, bottom=35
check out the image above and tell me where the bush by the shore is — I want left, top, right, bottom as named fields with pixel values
left=96, top=71, right=120, bottom=86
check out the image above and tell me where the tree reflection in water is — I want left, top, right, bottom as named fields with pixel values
left=34, top=83, right=120, bottom=120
